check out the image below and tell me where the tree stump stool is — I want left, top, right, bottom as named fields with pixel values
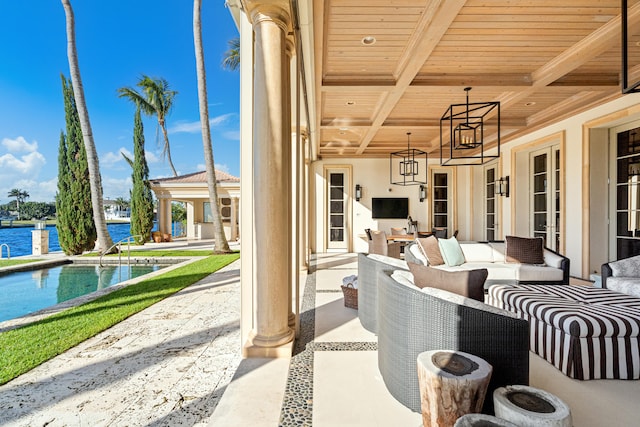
left=493, top=385, right=572, bottom=427
left=454, top=413, right=518, bottom=427
left=417, top=350, right=493, bottom=427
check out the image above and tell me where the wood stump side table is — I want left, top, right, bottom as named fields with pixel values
left=454, top=413, right=518, bottom=427
left=493, top=385, right=572, bottom=427
left=417, top=350, right=493, bottom=427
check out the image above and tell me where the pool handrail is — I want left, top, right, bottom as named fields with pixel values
left=0, top=243, right=9, bottom=259
left=99, top=235, right=143, bottom=268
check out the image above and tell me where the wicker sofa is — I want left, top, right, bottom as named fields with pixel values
left=377, top=269, right=530, bottom=414
left=358, top=242, right=569, bottom=334
left=405, top=240, right=570, bottom=287
left=357, top=253, right=408, bottom=333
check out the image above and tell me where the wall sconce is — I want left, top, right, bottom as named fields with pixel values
left=496, top=176, right=510, bottom=197
left=355, top=184, right=362, bottom=201
left=419, top=184, right=426, bottom=202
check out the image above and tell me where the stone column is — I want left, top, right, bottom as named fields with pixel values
left=245, top=1, right=295, bottom=353
left=231, top=197, right=239, bottom=241
left=285, top=36, right=296, bottom=330
left=158, top=197, right=172, bottom=239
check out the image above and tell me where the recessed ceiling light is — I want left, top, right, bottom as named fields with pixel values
left=361, top=36, right=376, bottom=45
left=525, top=101, right=536, bottom=107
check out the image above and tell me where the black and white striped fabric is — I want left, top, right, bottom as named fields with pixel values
left=487, top=284, right=640, bottom=380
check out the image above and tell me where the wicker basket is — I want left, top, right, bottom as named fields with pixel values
left=341, top=283, right=358, bottom=309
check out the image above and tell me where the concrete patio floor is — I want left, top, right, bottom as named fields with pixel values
left=1, top=247, right=640, bottom=426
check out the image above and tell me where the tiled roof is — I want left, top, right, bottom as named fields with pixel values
left=151, top=170, right=240, bottom=184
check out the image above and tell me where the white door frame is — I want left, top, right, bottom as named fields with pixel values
left=323, top=165, right=352, bottom=252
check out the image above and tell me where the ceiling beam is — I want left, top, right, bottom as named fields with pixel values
left=411, top=73, right=532, bottom=87
left=355, top=0, right=468, bottom=155
left=497, top=3, right=640, bottom=108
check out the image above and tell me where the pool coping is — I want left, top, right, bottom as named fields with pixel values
left=0, top=256, right=205, bottom=333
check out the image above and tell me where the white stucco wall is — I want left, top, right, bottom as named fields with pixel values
left=310, top=94, right=640, bottom=279
left=311, top=158, right=440, bottom=254
left=499, top=93, right=640, bottom=277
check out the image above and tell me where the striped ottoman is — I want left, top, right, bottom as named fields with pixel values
left=487, top=284, right=640, bottom=380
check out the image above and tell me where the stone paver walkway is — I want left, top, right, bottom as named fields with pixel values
left=0, top=259, right=242, bottom=427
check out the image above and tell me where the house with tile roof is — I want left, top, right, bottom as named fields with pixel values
left=149, top=170, right=240, bottom=242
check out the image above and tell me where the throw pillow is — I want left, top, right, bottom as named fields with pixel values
left=407, top=262, right=487, bottom=302
left=416, top=236, right=444, bottom=266
left=438, top=236, right=465, bottom=267
left=610, top=254, right=640, bottom=277
left=505, top=235, right=544, bottom=264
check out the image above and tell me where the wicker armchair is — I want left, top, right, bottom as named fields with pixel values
left=357, top=253, right=408, bottom=333
left=377, top=270, right=530, bottom=415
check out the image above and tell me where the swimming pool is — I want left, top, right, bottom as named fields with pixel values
left=0, top=263, right=168, bottom=322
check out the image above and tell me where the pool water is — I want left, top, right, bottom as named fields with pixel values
left=0, top=263, right=166, bottom=322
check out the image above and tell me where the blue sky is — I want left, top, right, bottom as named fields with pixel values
left=0, top=1, right=240, bottom=203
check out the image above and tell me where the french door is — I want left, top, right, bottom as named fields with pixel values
left=485, top=165, right=497, bottom=241
left=431, top=169, right=453, bottom=234
left=610, top=123, right=640, bottom=259
left=326, top=169, right=350, bottom=251
left=530, top=146, right=561, bottom=251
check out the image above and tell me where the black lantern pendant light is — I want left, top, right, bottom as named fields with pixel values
left=440, top=87, right=501, bottom=166
left=390, top=132, right=427, bottom=186
left=622, top=0, right=640, bottom=93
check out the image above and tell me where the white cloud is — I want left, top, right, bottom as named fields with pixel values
left=1, top=136, right=38, bottom=153
left=101, top=147, right=131, bottom=166
left=101, top=175, right=133, bottom=200
left=0, top=151, right=46, bottom=175
left=210, top=113, right=234, bottom=126
left=0, top=177, right=58, bottom=203
left=222, top=130, right=240, bottom=141
left=169, top=113, right=235, bottom=134
left=145, top=151, right=160, bottom=163
left=169, top=121, right=202, bottom=134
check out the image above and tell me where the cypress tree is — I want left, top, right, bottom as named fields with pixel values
left=56, top=75, right=97, bottom=255
left=129, top=106, right=155, bottom=244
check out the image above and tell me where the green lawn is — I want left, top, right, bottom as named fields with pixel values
left=0, top=259, right=42, bottom=268
left=0, top=252, right=240, bottom=385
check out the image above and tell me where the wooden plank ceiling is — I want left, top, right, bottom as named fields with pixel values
left=315, top=0, right=640, bottom=159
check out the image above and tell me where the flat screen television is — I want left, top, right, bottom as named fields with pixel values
left=372, top=197, right=409, bottom=219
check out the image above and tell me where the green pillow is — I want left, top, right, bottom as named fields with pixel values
left=438, top=236, right=465, bottom=266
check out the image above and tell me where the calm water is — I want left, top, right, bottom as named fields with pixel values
left=0, top=223, right=183, bottom=258
left=0, top=263, right=166, bottom=322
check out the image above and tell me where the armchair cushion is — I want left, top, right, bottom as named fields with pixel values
left=408, top=262, right=487, bottom=302
left=605, top=277, right=640, bottom=298
left=505, top=235, right=544, bottom=264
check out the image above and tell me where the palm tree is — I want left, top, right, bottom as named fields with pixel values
left=61, top=0, right=114, bottom=253
left=193, top=0, right=231, bottom=253
left=7, top=188, right=28, bottom=219
left=222, top=37, right=240, bottom=71
left=118, top=76, right=178, bottom=176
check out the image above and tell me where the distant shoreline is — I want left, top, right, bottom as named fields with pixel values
left=0, top=219, right=131, bottom=229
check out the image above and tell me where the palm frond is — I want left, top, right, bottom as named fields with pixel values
left=222, top=37, right=240, bottom=71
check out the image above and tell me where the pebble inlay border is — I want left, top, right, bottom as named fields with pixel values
left=278, top=258, right=376, bottom=426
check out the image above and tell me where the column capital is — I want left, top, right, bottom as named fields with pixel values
left=241, top=0, right=291, bottom=32
left=285, top=35, right=295, bottom=57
